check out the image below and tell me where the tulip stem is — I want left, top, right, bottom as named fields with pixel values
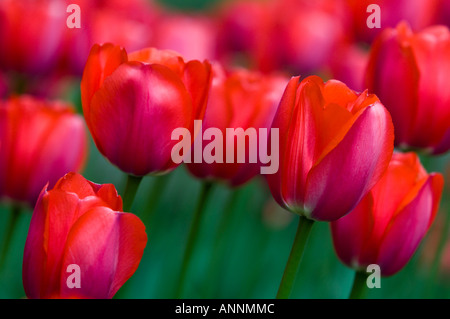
left=0, top=205, right=21, bottom=270
left=276, top=216, right=314, bottom=299
left=142, top=174, right=171, bottom=225
left=349, top=271, right=368, bottom=299
left=123, top=175, right=143, bottom=213
left=175, top=181, right=213, bottom=298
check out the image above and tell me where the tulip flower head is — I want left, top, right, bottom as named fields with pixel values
left=331, top=152, right=444, bottom=276
left=186, top=63, right=287, bottom=187
left=266, top=75, right=394, bottom=221
left=23, top=172, right=148, bottom=299
left=81, top=43, right=212, bottom=176
left=0, top=96, right=88, bottom=207
left=366, top=22, right=450, bottom=154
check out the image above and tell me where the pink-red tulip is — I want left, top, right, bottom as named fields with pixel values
left=81, top=43, right=212, bottom=176
left=329, top=44, right=369, bottom=92
left=266, top=75, right=394, bottom=221
left=0, top=0, right=66, bottom=74
left=366, top=22, right=450, bottom=154
left=151, top=14, right=217, bottom=62
left=23, top=172, right=147, bottom=298
left=187, top=63, right=287, bottom=187
left=346, top=0, right=438, bottom=43
left=63, top=0, right=159, bottom=75
left=0, top=96, right=87, bottom=206
left=331, top=152, right=444, bottom=276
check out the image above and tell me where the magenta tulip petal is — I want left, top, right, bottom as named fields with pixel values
left=305, top=102, right=394, bottom=221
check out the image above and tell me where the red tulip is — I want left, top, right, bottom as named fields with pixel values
left=151, top=14, right=217, bottom=62
left=0, top=96, right=88, bottom=206
left=63, top=0, right=159, bottom=75
left=331, top=152, right=444, bottom=276
left=0, top=0, right=66, bottom=74
left=346, top=0, right=438, bottom=43
left=329, top=44, right=369, bottom=92
left=216, top=0, right=280, bottom=73
left=266, top=75, right=394, bottom=221
left=186, top=63, right=287, bottom=186
left=23, top=172, right=147, bottom=299
left=276, top=0, right=350, bottom=73
left=366, top=22, right=450, bottom=154
left=81, top=43, right=212, bottom=176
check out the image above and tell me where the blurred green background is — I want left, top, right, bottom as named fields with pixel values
left=0, top=0, right=449, bottom=299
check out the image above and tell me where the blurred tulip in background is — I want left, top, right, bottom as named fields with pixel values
left=366, top=22, right=450, bottom=154
left=0, top=96, right=87, bottom=207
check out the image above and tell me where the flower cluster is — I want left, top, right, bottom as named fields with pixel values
left=0, top=0, right=448, bottom=299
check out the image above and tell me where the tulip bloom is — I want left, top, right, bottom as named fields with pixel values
left=186, top=63, right=287, bottom=187
left=23, top=172, right=148, bottom=299
left=366, top=22, right=450, bottom=154
left=331, top=152, right=444, bottom=276
left=81, top=43, right=211, bottom=176
left=346, top=0, right=438, bottom=43
left=266, top=76, right=394, bottom=221
left=0, top=0, right=66, bottom=74
left=0, top=96, right=87, bottom=206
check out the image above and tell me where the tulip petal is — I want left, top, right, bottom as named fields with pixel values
left=331, top=193, right=375, bottom=270
left=23, top=188, right=49, bottom=299
left=376, top=173, right=444, bottom=276
left=59, top=207, right=147, bottom=299
left=305, top=102, right=394, bottom=221
left=81, top=43, right=128, bottom=130
left=365, top=23, right=419, bottom=146
left=88, top=62, right=193, bottom=175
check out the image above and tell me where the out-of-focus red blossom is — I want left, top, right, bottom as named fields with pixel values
left=152, top=14, right=218, bottom=61
left=435, top=0, right=450, bottom=27
left=216, top=0, right=350, bottom=74
left=345, top=0, right=439, bottom=43
left=187, top=63, right=287, bottom=187
left=81, top=43, right=212, bottom=176
left=62, top=0, right=159, bottom=75
left=366, top=22, right=450, bottom=154
left=0, top=96, right=88, bottom=207
left=266, top=76, right=394, bottom=221
left=329, top=44, right=369, bottom=92
left=216, top=0, right=279, bottom=72
left=23, top=172, right=147, bottom=299
left=332, top=152, right=444, bottom=276
left=275, top=0, right=351, bottom=73
left=0, top=0, right=66, bottom=74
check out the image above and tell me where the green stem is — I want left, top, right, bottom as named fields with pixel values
left=276, top=216, right=314, bottom=299
left=122, top=175, right=143, bottom=213
left=175, top=182, right=213, bottom=298
left=0, top=205, right=21, bottom=270
left=141, top=175, right=170, bottom=225
left=205, top=189, right=240, bottom=297
left=349, top=271, right=368, bottom=299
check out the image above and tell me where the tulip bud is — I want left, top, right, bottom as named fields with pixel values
left=0, top=96, right=88, bottom=207
left=23, top=172, right=148, bottom=299
left=331, top=152, right=444, bottom=276
left=81, top=43, right=212, bottom=176
left=366, top=22, right=450, bottom=154
left=266, top=75, right=394, bottom=221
